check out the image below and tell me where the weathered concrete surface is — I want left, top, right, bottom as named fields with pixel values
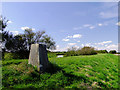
left=28, top=44, right=49, bottom=72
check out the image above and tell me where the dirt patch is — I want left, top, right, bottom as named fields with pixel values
left=84, top=65, right=92, bottom=69
left=85, top=73, right=91, bottom=77
left=92, top=82, right=98, bottom=86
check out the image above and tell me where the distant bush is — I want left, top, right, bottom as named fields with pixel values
left=79, top=46, right=97, bottom=55
left=55, top=52, right=66, bottom=55
left=64, top=47, right=78, bottom=56
left=96, top=50, right=108, bottom=53
left=64, top=46, right=97, bottom=57
left=109, top=50, right=117, bottom=54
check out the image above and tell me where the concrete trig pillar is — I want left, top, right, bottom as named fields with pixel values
left=28, top=44, right=49, bottom=72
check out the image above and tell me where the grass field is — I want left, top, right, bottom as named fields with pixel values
left=1, top=54, right=118, bottom=89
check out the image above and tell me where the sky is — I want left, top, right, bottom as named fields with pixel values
left=2, top=2, right=119, bottom=52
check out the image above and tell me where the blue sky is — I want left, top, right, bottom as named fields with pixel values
left=2, top=2, right=119, bottom=51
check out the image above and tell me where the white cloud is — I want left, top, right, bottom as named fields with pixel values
left=52, top=45, right=72, bottom=52
left=32, top=28, right=35, bottom=31
left=85, top=43, right=91, bottom=46
left=105, top=45, right=108, bottom=47
left=116, top=22, right=120, bottom=26
left=51, top=47, right=68, bottom=52
left=66, top=34, right=82, bottom=39
left=89, top=26, right=95, bottom=29
left=116, top=22, right=118, bottom=25
left=106, top=44, right=118, bottom=51
left=77, top=41, right=80, bottom=42
left=101, top=41, right=112, bottom=44
left=83, top=24, right=96, bottom=29
left=21, top=26, right=35, bottom=31
left=97, top=22, right=109, bottom=27
left=81, top=44, right=84, bottom=47
left=101, top=2, right=118, bottom=18
left=62, top=38, right=69, bottom=42
left=21, top=27, right=29, bottom=30
left=66, top=35, right=73, bottom=38
left=98, top=23, right=103, bottom=26
left=73, top=34, right=82, bottom=38
left=95, top=41, right=112, bottom=45
left=74, top=45, right=80, bottom=49
left=73, top=27, right=82, bottom=30
left=10, top=30, right=19, bottom=36
left=95, top=44, right=118, bottom=52
left=83, top=24, right=91, bottom=27
left=68, top=43, right=76, bottom=46
left=74, top=23, right=106, bottom=31
left=7, top=20, right=12, bottom=24
left=56, top=45, right=60, bottom=48
left=99, top=11, right=117, bottom=19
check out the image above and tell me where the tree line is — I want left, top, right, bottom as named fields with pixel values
left=64, top=46, right=117, bottom=57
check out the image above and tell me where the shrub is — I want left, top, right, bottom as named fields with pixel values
left=109, top=50, right=117, bottom=54
left=79, top=46, right=97, bottom=55
left=64, top=47, right=78, bottom=57
left=55, top=52, right=66, bottom=55
left=96, top=50, right=108, bottom=53
left=64, top=46, right=97, bottom=56
left=4, top=50, right=29, bottom=60
left=15, top=50, right=29, bottom=59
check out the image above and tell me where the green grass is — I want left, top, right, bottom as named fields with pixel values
left=0, top=60, right=2, bottom=90
left=47, top=53, right=57, bottom=58
left=2, top=54, right=118, bottom=89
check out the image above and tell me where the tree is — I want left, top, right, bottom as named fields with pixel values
left=5, top=34, right=28, bottom=52
left=0, top=16, right=8, bottom=31
left=0, top=16, right=9, bottom=46
left=109, top=50, right=116, bottom=54
left=0, top=16, right=28, bottom=53
left=22, top=28, right=35, bottom=50
left=34, top=31, right=45, bottom=43
left=40, top=35, right=56, bottom=50
left=79, top=46, right=97, bottom=55
left=96, top=50, right=108, bottom=53
left=13, top=35, right=27, bottom=52
left=66, top=47, right=78, bottom=56
left=22, top=28, right=56, bottom=50
left=0, top=16, right=9, bottom=59
left=4, top=31, right=14, bottom=52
